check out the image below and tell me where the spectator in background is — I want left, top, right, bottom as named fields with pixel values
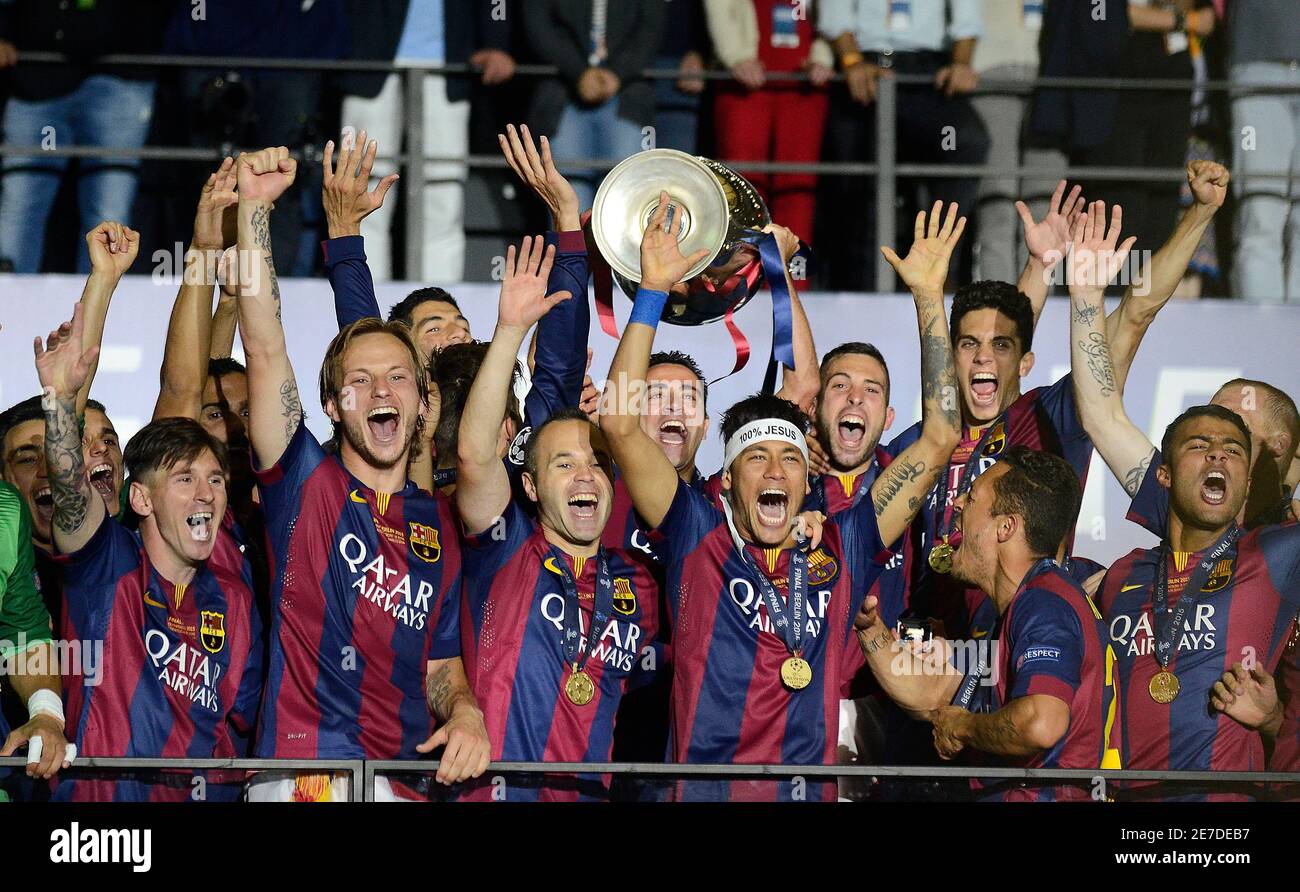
left=1229, top=0, right=1300, bottom=303
left=163, top=0, right=346, bottom=271
left=653, top=0, right=708, bottom=154
left=970, top=0, right=1066, bottom=283
left=705, top=0, right=834, bottom=245
left=0, top=0, right=166, bottom=273
left=817, top=0, right=989, bottom=290
left=524, top=0, right=667, bottom=211
left=1072, top=1, right=1209, bottom=274
left=339, top=0, right=516, bottom=283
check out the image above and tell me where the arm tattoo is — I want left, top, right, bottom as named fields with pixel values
left=44, top=395, right=91, bottom=535
left=426, top=661, right=461, bottom=722
left=1072, top=301, right=1101, bottom=326
left=1077, top=331, right=1118, bottom=398
left=1122, top=450, right=1155, bottom=498
left=873, top=458, right=927, bottom=516
left=250, top=204, right=281, bottom=320
left=280, top=379, right=303, bottom=443
left=918, top=309, right=960, bottom=429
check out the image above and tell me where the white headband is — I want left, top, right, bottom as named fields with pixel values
left=722, top=418, right=809, bottom=471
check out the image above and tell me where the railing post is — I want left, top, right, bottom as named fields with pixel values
left=404, top=67, right=426, bottom=281
left=874, top=74, right=897, bottom=292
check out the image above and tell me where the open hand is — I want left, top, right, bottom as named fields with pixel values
left=640, top=191, right=711, bottom=291
left=1066, top=200, right=1137, bottom=297
left=34, top=301, right=98, bottom=400
left=1016, top=179, right=1085, bottom=269
left=497, top=236, right=571, bottom=330
left=193, top=157, right=239, bottom=251
left=499, top=123, right=581, bottom=231
left=880, top=200, right=967, bottom=297
left=323, top=129, right=399, bottom=238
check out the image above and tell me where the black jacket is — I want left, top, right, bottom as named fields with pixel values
left=523, top=0, right=666, bottom=135
left=1029, top=0, right=1130, bottom=151
left=340, top=0, right=512, bottom=102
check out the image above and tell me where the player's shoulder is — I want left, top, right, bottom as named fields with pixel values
left=883, top=420, right=922, bottom=456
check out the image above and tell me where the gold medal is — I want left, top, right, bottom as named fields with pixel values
left=564, top=667, right=595, bottom=706
left=1148, top=670, right=1180, bottom=704
left=780, top=656, right=813, bottom=691
left=928, top=542, right=953, bottom=575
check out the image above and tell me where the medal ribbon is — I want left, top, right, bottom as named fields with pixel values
left=719, top=497, right=810, bottom=657
left=548, top=546, right=615, bottom=673
left=1152, top=524, right=1240, bottom=670
left=953, top=557, right=1058, bottom=710
left=935, top=420, right=1002, bottom=550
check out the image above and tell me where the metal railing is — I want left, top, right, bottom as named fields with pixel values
left=5, top=51, right=1297, bottom=287
left=4, top=756, right=1298, bottom=802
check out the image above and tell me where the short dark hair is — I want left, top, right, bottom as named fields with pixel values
left=208, top=357, right=247, bottom=379
left=388, top=287, right=460, bottom=328
left=989, top=446, right=1081, bottom=559
left=124, top=417, right=230, bottom=483
left=720, top=393, right=810, bottom=446
left=950, top=281, right=1034, bottom=355
left=820, top=341, right=891, bottom=402
left=430, top=341, right=522, bottom=467
left=648, top=350, right=709, bottom=413
left=0, top=397, right=109, bottom=472
left=523, top=406, right=597, bottom=477
left=1160, top=404, right=1253, bottom=462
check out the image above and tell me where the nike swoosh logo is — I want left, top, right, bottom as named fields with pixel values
left=972, top=629, right=988, bottom=639
left=543, top=557, right=563, bottom=575
left=349, top=490, right=367, bottom=504
left=1121, top=584, right=1145, bottom=592
left=143, top=593, right=167, bottom=609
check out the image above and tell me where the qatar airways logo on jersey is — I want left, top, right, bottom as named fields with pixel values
left=539, top=597, right=644, bottom=673
left=339, top=534, right=435, bottom=632
left=727, top=578, right=832, bottom=639
left=145, top=630, right=222, bottom=713
left=1108, top=604, right=1218, bottom=657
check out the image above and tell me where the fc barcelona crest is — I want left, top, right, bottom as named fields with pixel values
left=200, top=611, right=226, bottom=654
left=1201, top=557, right=1235, bottom=593
left=409, top=522, right=442, bottom=563
left=612, top=577, right=636, bottom=615
left=982, top=420, right=1007, bottom=458
left=807, top=548, right=840, bottom=587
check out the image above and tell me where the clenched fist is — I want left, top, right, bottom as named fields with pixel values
left=237, top=146, right=297, bottom=205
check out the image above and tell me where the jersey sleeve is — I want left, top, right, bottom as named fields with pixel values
left=253, top=421, right=328, bottom=534
left=1006, top=590, right=1084, bottom=705
left=322, top=235, right=382, bottom=328
left=462, top=498, right=535, bottom=579
left=1258, top=523, right=1300, bottom=607
left=1125, top=448, right=1168, bottom=537
left=647, top=479, right=723, bottom=568
left=523, top=229, right=589, bottom=428
left=60, top=511, right=141, bottom=591
left=1036, top=372, right=1090, bottom=449
left=833, top=486, right=891, bottom=569
left=229, top=594, right=266, bottom=737
left=0, top=486, right=52, bottom=662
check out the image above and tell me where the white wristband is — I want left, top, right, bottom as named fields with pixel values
left=27, top=689, right=65, bottom=725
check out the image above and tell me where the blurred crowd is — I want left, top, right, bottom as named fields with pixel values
left=0, top=0, right=1296, bottom=301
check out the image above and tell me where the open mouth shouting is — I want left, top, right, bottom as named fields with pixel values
left=186, top=510, right=214, bottom=542
left=367, top=405, right=401, bottom=445
left=658, top=419, right=688, bottom=447
left=89, top=462, right=115, bottom=500
left=1200, top=469, right=1228, bottom=507
left=755, top=487, right=790, bottom=530
left=33, top=485, right=53, bottom=524
left=836, top=413, right=867, bottom=450
left=566, top=491, right=600, bottom=522
left=969, top=372, right=999, bottom=410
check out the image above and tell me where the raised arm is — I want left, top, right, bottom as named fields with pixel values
left=155, top=158, right=239, bottom=421
left=35, top=303, right=106, bottom=556
left=1103, top=161, right=1230, bottom=390
left=598, top=193, right=711, bottom=529
left=76, top=221, right=140, bottom=416
left=456, top=237, right=570, bottom=535
left=767, top=223, right=820, bottom=415
left=210, top=253, right=239, bottom=360
left=1015, top=180, right=1085, bottom=326
left=870, top=202, right=964, bottom=545
left=1068, top=201, right=1156, bottom=496
left=321, top=130, right=396, bottom=328
left=234, top=147, right=303, bottom=470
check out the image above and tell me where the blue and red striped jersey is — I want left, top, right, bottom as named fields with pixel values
left=458, top=500, right=659, bottom=799
left=649, top=479, right=891, bottom=788
left=960, top=564, right=1119, bottom=801
left=1099, top=523, right=1300, bottom=779
left=1124, top=454, right=1300, bottom=775
left=252, top=423, right=461, bottom=760
left=58, top=513, right=263, bottom=802
left=888, top=373, right=1092, bottom=638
